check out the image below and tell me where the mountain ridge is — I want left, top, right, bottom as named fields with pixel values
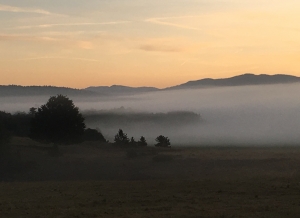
left=85, top=85, right=159, bottom=95
left=166, top=73, right=300, bottom=90
left=1, top=74, right=300, bottom=96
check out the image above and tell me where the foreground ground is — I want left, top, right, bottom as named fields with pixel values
left=1, top=138, right=300, bottom=217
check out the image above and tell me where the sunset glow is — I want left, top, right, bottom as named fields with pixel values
left=1, top=0, right=300, bottom=88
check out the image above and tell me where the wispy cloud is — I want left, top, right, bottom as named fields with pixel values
left=145, top=16, right=200, bottom=30
left=139, top=44, right=184, bottom=53
left=2, top=56, right=100, bottom=62
left=0, top=4, right=64, bottom=16
left=0, top=34, right=94, bottom=50
left=14, top=21, right=130, bottom=29
left=0, top=34, right=60, bottom=42
left=137, top=37, right=201, bottom=54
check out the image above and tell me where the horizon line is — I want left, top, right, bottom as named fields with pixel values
left=0, top=73, right=299, bottom=90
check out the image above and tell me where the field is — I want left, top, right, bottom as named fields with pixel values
left=1, top=138, right=300, bottom=217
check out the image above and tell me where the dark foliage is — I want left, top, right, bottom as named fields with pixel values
left=155, top=135, right=171, bottom=147
left=30, top=95, right=86, bottom=145
left=138, top=136, right=147, bottom=147
left=0, top=111, right=31, bottom=137
left=83, top=128, right=106, bottom=142
left=0, top=124, right=11, bottom=155
left=84, top=110, right=201, bottom=128
left=129, top=137, right=136, bottom=146
left=114, top=129, right=129, bottom=145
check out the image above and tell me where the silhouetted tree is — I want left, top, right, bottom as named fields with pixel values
left=155, top=135, right=171, bottom=147
left=30, top=95, right=86, bottom=145
left=0, top=112, right=11, bottom=154
left=138, top=136, right=147, bottom=146
left=0, top=124, right=10, bottom=155
left=83, top=128, right=106, bottom=142
left=29, top=107, right=37, bottom=116
left=129, top=137, right=136, bottom=146
left=114, top=129, right=129, bottom=145
left=11, top=112, right=31, bottom=137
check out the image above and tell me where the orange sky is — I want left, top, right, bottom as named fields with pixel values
left=1, top=1, right=300, bottom=88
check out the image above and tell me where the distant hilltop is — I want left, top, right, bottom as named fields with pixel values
left=1, top=74, right=300, bottom=97
left=0, top=85, right=97, bottom=97
left=166, top=74, right=300, bottom=90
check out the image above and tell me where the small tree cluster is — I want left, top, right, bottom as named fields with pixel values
left=138, top=136, right=147, bottom=147
left=155, top=135, right=171, bottom=147
left=114, top=129, right=147, bottom=147
left=114, top=129, right=129, bottom=145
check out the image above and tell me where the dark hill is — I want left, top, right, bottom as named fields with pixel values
left=1, top=74, right=300, bottom=97
left=0, top=85, right=97, bottom=97
left=167, top=74, right=300, bottom=90
left=85, top=85, right=159, bottom=95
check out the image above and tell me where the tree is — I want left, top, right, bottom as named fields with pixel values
left=114, top=129, right=129, bottom=145
left=83, top=128, right=106, bottom=142
left=129, top=137, right=136, bottom=146
left=138, top=136, right=147, bottom=146
left=155, top=135, right=171, bottom=147
left=29, top=107, right=37, bottom=116
left=0, top=123, right=11, bottom=155
left=30, top=95, right=86, bottom=145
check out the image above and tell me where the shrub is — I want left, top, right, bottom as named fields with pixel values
left=0, top=124, right=11, bottom=156
left=114, top=129, right=129, bottom=145
left=129, top=137, right=137, bottom=146
left=155, top=135, right=171, bottom=147
left=83, top=128, right=106, bottom=142
left=138, top=136, right=147, bottom=146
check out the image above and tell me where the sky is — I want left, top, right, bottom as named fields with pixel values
left=1, top=0, right=300, bottom=88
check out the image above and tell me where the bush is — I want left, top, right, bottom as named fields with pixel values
left=83, top=128, right=106, bottom=142
left=114, top=129, right=129, bottom=145
left=0, top=111, right=31, bottom=137
left=138, top=136, right=147, bottom=147
left=155, top=135, right=171, bottom=147
left=0, top=124, right=11, bottom=156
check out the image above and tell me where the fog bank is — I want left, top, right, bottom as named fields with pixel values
left=1, top=84, right=300, bottom=146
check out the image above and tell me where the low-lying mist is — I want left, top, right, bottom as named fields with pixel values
left=2, top=84, right=300, bottom=146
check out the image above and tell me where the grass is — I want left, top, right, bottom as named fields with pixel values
left=1, top=137, right=300, bottom=217
left=1, top=178, right=300, bottom=217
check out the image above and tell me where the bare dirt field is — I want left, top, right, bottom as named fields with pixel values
left=1, top=138, right=300, bottom=217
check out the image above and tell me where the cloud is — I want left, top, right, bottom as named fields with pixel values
left=0, top=4, right=63, bottom=16
left=137, top=37, right=202, bottom=54
left=0, top=34, right=94, bottom=50
left=2, top=56, right=100, bottom=62
left=0, top=34, right=60, bottom=42
left=145, top=16, right=199, bottom=30
left=139, top=44, right=184, bottom=53
left=14, top=21, right=131, bottom=29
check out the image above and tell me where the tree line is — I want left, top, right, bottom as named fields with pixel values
left=0, top=95, right=171, bottom=152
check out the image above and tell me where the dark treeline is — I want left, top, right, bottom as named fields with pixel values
left=0, top=111, right=32, bottom=137
left=0, top=109, right=201, bottom=140
left=84, top=110, right=201, bottom=128
left=0, top=95, right=194, bottom=181
left=0, top=110, right=107, bottom=144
